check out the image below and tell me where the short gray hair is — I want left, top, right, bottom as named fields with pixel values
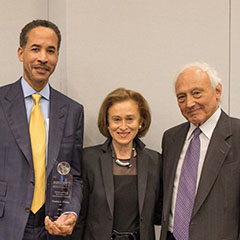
left=176, top=62, right=222, bottom=88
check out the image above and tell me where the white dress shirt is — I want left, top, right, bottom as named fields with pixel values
left=168, top=107, right=221, bottom=232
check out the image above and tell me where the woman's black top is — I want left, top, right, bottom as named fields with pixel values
left=113, top=175, right=139, bottom=232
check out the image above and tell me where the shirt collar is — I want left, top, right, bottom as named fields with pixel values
left=21, top=77, right=50, bottom=100
left=187, top=107, right=221, bottom=140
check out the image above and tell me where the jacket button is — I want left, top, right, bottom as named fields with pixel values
left=25, top=208, right=30, bottom=213
left=140, top=217, right=143, bottom=221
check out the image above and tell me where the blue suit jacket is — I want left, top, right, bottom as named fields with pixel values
left=0, top=79, right=84, bottom=240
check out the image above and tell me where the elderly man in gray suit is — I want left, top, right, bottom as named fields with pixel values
left=0, top=20, right=84, bottom=240
left=160, top=62, right=240, bottom=240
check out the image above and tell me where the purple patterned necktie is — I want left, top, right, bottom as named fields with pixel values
left=173, top=127, right=201, bottom=240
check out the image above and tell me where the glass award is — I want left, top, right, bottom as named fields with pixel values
left=48, top=161, right=73, bottom=220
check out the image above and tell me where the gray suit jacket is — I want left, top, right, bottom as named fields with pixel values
left=160, top=110, right=240, bottom=240
left=70, top=138, right=162, bottom=240
left=0, top=79, right=84, bottom=240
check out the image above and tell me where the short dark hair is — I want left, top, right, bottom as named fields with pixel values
left=19, top=19, right=61, bottom=50
left=98, top=88, right=151, bottom=138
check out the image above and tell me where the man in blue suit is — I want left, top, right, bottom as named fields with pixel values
left=0, top=20, right=84, bottom=240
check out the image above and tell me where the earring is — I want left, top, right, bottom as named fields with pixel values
left=139, top=125, right=142, bottom=129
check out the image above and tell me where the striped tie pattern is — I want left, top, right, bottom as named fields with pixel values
left=173, top=127, right=201, bottom=240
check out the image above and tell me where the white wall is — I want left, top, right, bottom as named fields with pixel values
left=0, top=0, right=234, bottom=151
left=0, top=0, right=48, bottom=86
left=62, top=0, right=230, bottom=150
left=230, top=0, right=240, bottom=118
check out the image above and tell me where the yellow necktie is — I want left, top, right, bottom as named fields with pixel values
left=29, top=94, right=46, bottom=213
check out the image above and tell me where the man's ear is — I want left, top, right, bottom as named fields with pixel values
left=17, top=47, right=24, bottom=62
left=215, top=83, right=222, bottom=100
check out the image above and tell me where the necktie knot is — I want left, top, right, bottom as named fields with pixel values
left=193, top=127, right=201, bottom=138
left=32, top=94, right=42, bottom=104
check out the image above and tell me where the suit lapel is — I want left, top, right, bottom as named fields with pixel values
left=46, top=88, right=68, bottom=179
left=162, top=123, right=189, bottom=220
left=137, top=148, right=149, bottom=215
left=192, top=111, right=231, bottom=217
left=1, top=80, right=32, bottom=166
left=100, top=144, right=114, bottom=216
left=98, top=138, right=153, bottom=217
left=165, top=124, right=189, bottom=184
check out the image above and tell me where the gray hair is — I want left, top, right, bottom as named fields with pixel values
left=176, top=62, right=222, bottom=89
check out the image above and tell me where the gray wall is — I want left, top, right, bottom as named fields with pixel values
left=1, top=0, right=237, bottom=151
left=64, top=0, right=231, bottom=150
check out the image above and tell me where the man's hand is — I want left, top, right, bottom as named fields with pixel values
left=45, top=213, right=77, bottom=236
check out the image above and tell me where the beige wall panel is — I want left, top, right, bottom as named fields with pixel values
left=0, top=0, right=48, bottom=86
left=64, top=0, right=229, bottom=150
left=230, top=0, right=240, bottom=118
left=48, top=0, right=67, bottom=91
left=0, top=0, right=231, bottom=150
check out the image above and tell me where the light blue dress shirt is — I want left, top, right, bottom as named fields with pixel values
left=21, top=77, right=77, bottom=218
left=21, top=77, right=50, bottom=161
